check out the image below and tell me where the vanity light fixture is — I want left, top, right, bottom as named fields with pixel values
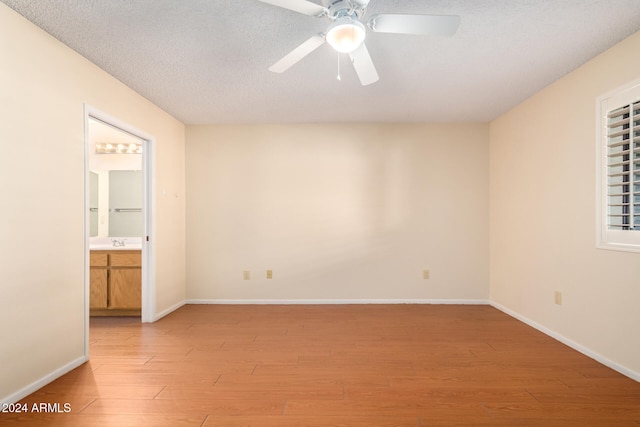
left=95, top=142, right=143, bottom=154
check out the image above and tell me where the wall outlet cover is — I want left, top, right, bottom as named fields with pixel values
left=554, top=291, right=562, bottom=305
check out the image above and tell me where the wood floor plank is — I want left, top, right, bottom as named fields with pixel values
left=343, top=384, right=538, bottom=404
left=27, top=384, right=165, bottom=400
left=201, top=415, right=421, bottom=426
left=0, top=413, right=207, bottom=427
left=2, top=304, right=640, bottom=427
left=156, top=383, right=344, bottom=401
left=283, top=398, right=492, bottom=419
left=79, top=398, right=285, bottom=416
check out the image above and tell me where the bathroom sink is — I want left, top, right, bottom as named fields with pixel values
left=90, top=237, right=142, bottom=250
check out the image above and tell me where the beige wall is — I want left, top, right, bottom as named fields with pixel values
left=0, top=4, right=186, bottom=403
left=186, top=124, right=489, bottom=302
left=490, top=30, right=640, bottom=377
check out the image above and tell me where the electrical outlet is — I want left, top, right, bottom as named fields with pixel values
left=266, top=269, right=273, bottom=279
left=243, top=270, right=250, bottom=280
left=554, top=291, right=562, bottom=305
left=423, top=269, right=430, bottom=279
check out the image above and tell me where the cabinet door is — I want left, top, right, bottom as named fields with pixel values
left=110, top=268, right=142, bottom=309
left=90, top=268, right=108, bottom=308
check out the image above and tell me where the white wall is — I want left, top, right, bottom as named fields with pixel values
left=0, top=4, right=186, bottom=403
left=186, top=124, right=489, bottom=302
left=490, top=30, right=640, bottom=378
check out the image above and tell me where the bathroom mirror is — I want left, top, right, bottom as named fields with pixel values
left=89, top=170, right=143, bottom=237
left=89, top=172, right=99, bottom=236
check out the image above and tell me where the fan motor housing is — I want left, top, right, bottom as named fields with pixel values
left=350, top=0, right=371, bottom=8
left=323, top=0, right=368, bottom=19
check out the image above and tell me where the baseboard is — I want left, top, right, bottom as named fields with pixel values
left=153, top=300, right=186, bottom=321
left=1, top=355, right=87, bottom=405
left=185, top=298, right=490, bottom=305
left=490, top=301, right=640, bottom=383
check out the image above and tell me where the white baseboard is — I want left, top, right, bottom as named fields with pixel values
left=490, top=301, right=640, bottom=383
left=1, top=355, right=87, bottom=406
left=153, top=300, right=186, bottom=321
left=185, top=298, right=490, bottom=305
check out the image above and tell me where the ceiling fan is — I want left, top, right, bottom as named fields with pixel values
left=258, top=0, right=461, bottom=85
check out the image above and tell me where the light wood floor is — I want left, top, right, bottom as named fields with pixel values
left=2, top=304, right=640, bottom=426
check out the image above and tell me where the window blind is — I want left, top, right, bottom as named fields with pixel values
left=607, top=101, right=640, bottom=230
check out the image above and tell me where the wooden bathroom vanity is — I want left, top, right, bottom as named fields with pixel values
left=90, top=249, right=141, bottom=316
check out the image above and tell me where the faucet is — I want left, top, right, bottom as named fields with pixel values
left=111, top=239, right=126, bottom=247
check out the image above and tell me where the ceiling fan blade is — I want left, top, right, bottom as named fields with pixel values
left=348, top=42, right=379, bottom=86
left=368, top=14, right=461, bottom=36
left=269, top=35, right=325, bottom=73
left=257, top=0, right=326, bottom=17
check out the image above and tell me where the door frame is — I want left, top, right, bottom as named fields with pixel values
left=83, top=105, right=157, bottom=354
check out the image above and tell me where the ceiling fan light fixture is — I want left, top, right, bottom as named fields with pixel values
left=326, top=17, right=365, bottom=53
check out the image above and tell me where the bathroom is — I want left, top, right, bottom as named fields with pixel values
left=88, top=117, right=144, bottom=316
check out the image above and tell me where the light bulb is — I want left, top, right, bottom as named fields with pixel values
left=326, top=18, right=365, bottom=54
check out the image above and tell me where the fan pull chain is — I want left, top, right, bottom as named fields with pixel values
left=337, top=53, right=341, bottom=81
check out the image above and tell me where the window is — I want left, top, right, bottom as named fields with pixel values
left=597, top=78, right=640, bottom=252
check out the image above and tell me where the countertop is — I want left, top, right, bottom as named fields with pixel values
left=90, top=237, right=142, bottom=251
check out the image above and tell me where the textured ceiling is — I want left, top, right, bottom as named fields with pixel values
left=3, top=0, right=640, bottom=124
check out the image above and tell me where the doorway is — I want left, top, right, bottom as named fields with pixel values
left=83, top=106, right=156, bottom=355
